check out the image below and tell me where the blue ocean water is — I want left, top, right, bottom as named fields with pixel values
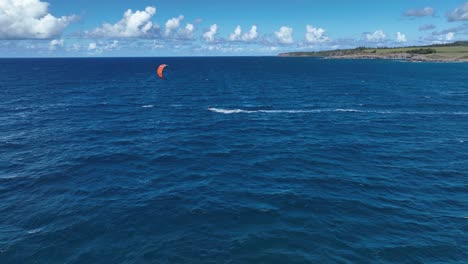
left=0, top=57, right=467, bottom=263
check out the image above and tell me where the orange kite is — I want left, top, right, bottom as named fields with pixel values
left=157, top=64, right=168, bottom=79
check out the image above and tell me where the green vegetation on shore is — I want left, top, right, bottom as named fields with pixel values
left=279, top=41, right=468, bottom=61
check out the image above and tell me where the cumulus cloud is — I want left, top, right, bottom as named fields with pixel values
left=228, top=25, right=258, bottom=42
left=396, top=32, right=407, bottom=43
left=404, top=7, right=435, bottom=17
left=275, top=26, right=294, bottom=44
left=419, top=24, right=436, bottom=31
left=203, top=24, right=218, bottom=42
left=89, top=6, right=157, bottom=38
left=228, top=26, right=242, bottom=41
left=425, top=31, right=456, bottom=44
left=242, top=26, right=258, bottom=41
left=365, top=30, right=386, bottom=42
left=49, top=39, right=63, bottom=50
left=165, top=15, right=184, bottom=35
left=0, top=0, right=75, bottom=39
left=447, top=2, right=468, bottom=22
left=176, top=23, right=195, bottom=39
left=305, top=25, right=330, bottom=43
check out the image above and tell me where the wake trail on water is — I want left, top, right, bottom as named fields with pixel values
left=208, top=107, right=468, bottom=116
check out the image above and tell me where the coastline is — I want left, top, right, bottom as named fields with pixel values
left=278, top=41, right=468, bottom=62
left=278, top=52, right=468, bottom=62
left=326, top=53, right=468, bottom=62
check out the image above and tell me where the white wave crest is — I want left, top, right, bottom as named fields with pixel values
left=334, top=109, right=363, bottom=112
left=207, top=107, right=315, bottom=114
left=208, top=107, right=468, bottom=115
left=208, top=108, right=252, bottom=114
left=142, top=105, right=154, bottom=108
left=0, top=174, right=25, bottom=179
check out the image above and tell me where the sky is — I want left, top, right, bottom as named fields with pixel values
left=0, top=0, right=467, bottom=57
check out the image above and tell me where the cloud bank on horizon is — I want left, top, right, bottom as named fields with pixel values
left=0, top=0, right=467, bottom=56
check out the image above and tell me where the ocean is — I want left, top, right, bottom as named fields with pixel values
left=0, top=57, right=467, bottom=263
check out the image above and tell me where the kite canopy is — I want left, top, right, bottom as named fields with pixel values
left=157, top=64, right=168, bottom=79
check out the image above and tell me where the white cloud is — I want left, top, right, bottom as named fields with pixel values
left=396, top=32, right=407, bottom=42
left=366, top=30, right=386, bottom=42
left=423, top=24, right=463, bottom=44
left=152, top=42, right=165, bottom=49
left=186, top=24, right=194, bottom=32
left=88, top=42, right=97, bottom=50
left=198, top=44, right=245, bottom=54
left=446, top=32, right=455, bottom=41
left=275, top=26, right=294, bottom=44
left=0, top=0, right=75, bottom=39
left=49, top=39, right=63, bottom=50
left=207, top=45, right=219, bottom=51
left=305, top=25, right=329, bottom=43
left=242, top=25, right=258, bottom=41
left=229, top=26, right=242, bottom=41
left=404, top=7, right=434, bottom=17
left=428, top=31, right=456, bottom=44
left=176, top=23, right=195, bottom=39
left=106, top=40, right=119, bottom=50
left=165, top=15, right=184, bottom=35
left=89, top=6, right=157, bottom=38
left=228, top=25, right=258, bottom=42
left=87, top=40, right=119, bottom=53
left=203, top=24, right=218, bottom=42
left=447, top=2, right=468, bottom=22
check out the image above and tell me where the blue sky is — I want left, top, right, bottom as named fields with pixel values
left=0, top=0, right=467, bottom=57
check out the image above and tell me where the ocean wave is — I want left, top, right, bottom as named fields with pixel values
left=208, top=107, right=319, bottom=114
left=208, top=107, right=468, bottom=116
left=27, top=227, right=44, bottom=235
left=0, top=174, right=29, bottom=180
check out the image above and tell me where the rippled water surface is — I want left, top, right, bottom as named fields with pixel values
left=1, top=57, right=467, bottom=263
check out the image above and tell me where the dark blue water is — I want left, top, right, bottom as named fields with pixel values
left=1, top=57, right=467, bottom=263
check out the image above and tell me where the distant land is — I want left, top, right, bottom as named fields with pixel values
left=279, top=41, right=468, bottom=62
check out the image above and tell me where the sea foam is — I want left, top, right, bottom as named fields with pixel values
left=208, top=107, right=468, bottom=116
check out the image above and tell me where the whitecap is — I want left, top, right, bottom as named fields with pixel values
left=208, top=107, right=361, bottom=114
left=207, top=107, right=468, bottom=116
left=208, top=108, right=253, bottom=114
left=27, top=227, right=44, bottom=234
left=0, top=174, right=27, bottom=179
left=142, top=105, right=154, bottom=108
left=258, top=109, right=313, bottom=113
left=334, top=108, right=362, bottom=112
